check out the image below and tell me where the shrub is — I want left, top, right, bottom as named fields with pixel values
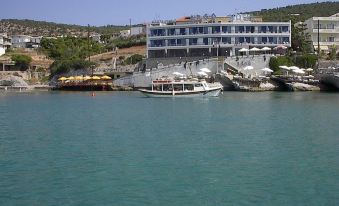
left=11, top=54, right=32, bottom=71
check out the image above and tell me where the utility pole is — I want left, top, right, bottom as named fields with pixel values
left=317, top=19, right=320, bottom=59
left=88, top=24, right=95, bottom=97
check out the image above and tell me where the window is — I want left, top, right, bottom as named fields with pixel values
left=222, top=26, right=229, bottom=33
left=327, top=24, right=334, bottom=29
left=222, top=37, right=231, bottom=44
left=329, top=37, right=335, bottom=42
left=212, top=26, right=221, bottom=34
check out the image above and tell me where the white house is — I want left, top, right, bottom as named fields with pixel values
left=120, top=30, right=131, bottom=38
left=0, top=33, right=11, bottom=56
left=304, top=13, right=339, bottom=53
left=11, top=35, right=31, bottom=48
left=131, top=26, right=146, bottom=36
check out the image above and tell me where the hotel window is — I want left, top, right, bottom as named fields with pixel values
left=245, top=26, right=255, bottom=33
left=168, top=39, right=176, bottom=46
left=203, top=38, right=209, bottom=45
left=222, top=37, right=231, bottom=44
left=259, top=26, right=267, bottom=33
left=281, top=26, right=289, bottom=33
left=189, top=38, right=198, bottom=45
left=177, top=39, right=186, bottom=46
left=261, top=37, right=268, bottom=44
left=168, top=28, right=175, bottom=36
left=282, top=37, right=289, bottom=44
left=236, top=26, right=245, bottom=33
left=327, top=24, right=334, bottom=29
left=179, top=28, right=186, bottom=35
left=212, top=26, right=221, bottom=34
left=203, top=27, right=209, bottom=34
left=222, top=26, right=230, bottom=33
left=329, top=37, right=335, bottom=42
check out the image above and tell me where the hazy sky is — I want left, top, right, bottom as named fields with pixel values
left=0, top=0, right=331, bottom=26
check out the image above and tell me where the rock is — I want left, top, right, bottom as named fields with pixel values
left=291, top=83, right=320, bottom=91
left=0, top=75, right=29, bottom=87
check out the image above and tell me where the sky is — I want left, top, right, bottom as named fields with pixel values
left=0, top=0, right=332, bottom=26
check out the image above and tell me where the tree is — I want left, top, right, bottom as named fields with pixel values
left=11, top=54, right=32, bottom=71
left=329, top=46, right=337, bottom=60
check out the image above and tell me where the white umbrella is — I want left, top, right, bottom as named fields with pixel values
left=250, top=47, right=260, bottom=51
left=289, top=66, right=300, bottom=71
left=293, top=69, right=305, bottom=74
left=239, top=48, right=249, bottom=52
left=279, top=66, right=290, bottom=70
left=306, top=68, right=313, bottom=72
left=261, top=47, right=271, bottom=51
left=200, top=68, right=212, bottom=73
left=173, top=72, right=184, bottom=76
left=197, top=71, right=208, bottom=76
left=273, top=45, right=288, bottom=50
left=243, top=66, right=254, bottom=71
left=261, top=68, right=273, bottom=73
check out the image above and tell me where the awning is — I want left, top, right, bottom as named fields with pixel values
left=314, top=45, right=329, bottom=50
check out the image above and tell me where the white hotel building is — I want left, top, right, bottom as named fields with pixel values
left=147, top=14, right=291, bottom=58
left=304, top=13, right=339, bottom=53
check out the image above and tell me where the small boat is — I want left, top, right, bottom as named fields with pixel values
left=139, top=78, right=223, bottom=97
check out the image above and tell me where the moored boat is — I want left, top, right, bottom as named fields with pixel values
left=139, top=78, right=223, bottom=97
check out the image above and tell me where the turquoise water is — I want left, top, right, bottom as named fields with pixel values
left=0, top=91, right=339, bottom=206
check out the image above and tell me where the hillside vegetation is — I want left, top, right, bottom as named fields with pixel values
left=0, top=19, right=129, bottom=36
left=248, top=1, right=339, bottom=22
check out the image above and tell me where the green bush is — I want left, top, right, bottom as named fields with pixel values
left=11, top=54, right=32, bottom=71
left=269, top=56, right=293, bottom=74
left=295, top=54, right=317, bottom=68
left=50, top=59, right=95, bottom=77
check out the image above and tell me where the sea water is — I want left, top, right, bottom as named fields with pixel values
left=0, top=91, right=338, bottom=205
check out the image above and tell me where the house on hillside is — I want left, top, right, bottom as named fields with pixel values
left=304, top=13, right=339, bottom=54
left=11, top=35, right=31, bottom=48
left=120, top=30, right=131, bottom=38
left=0, top=33, right=11, bottom=56
left=131, top=25, right=146, bottom=36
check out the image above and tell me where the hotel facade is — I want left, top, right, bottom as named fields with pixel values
left=304, top=13, right=339, bottom=53
left=147, top=14, right=291, bottom=58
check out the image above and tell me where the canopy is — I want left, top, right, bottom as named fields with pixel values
left=101, top=75, right=112, bottom=80
left=250, top=47, right=260, bottom=51
left=261, top=68, right=273, bottom=73
left=306, top=68, right=314, bottom=72
left=58, top=77, right=67, bottom=81
left=243, top=66, right=254, bottom=71
left=91, top=76, right=101, bottom=80
left=239, top=48, right=249, bottom=52
left=261, top=47, right=271, bottom=51
left=68, top=76, right=75, bottom=80
left=200, top=68, right=212, bottom=73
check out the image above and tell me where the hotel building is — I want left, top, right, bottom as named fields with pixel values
left=147, top=14, right=291, bottom=58
left=304, top=13, right=339, bottom=53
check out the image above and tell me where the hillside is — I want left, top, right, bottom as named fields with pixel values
left=247, top=1, right=339, bottom=22
left=0, top=19, right=129, bottom=37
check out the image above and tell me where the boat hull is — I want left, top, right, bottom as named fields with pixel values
left=139, top=88, right=222, bottom=98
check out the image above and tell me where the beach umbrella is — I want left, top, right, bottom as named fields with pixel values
left=273, top=45, right=288, bottom=50
left=306, top=68, right=313, bottom=72
left=279, top=65, right=290, bottom=70
left=68, top=76, right=75, bottom=80
left=243, top=66, right=254, bottom=71
left=84, top=76, right=92, bottom=80
left=200, top=68, right=212, bottom=73
left=58, top=77, right=67, bottom=81
left=239, top=48, right=249, bottom=52
left=261, top=47, right=271, bottom=51
left=250, top=47, right=260, bottom=52
left=289, top=66, right=300, bottom=71
left=75, top=76, right=83, bottom=81
left=101, top=75, right=112, bottom=80
left=173, top=72, right=184, bottom=76
left=197, top=71, right=208, bottom=76
left=293, top=69, right=305, bottom=74
left=261, top=68, right=273, bottom=73
left=91, top=76, right=101, bottom=80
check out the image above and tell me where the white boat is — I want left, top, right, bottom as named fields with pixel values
left=139, top=79, right=223, bottom=97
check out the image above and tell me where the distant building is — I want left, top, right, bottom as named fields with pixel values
left=131, top=26, right=146, bottom=36
left=91, top=33, right=102, bottom=43
left=304, top=13, right=339, bottom=53
left=146, top=13, right=291, bottom=58
left=120, top=30, right=131, bottom=38
left=11, top=35, right=31, bottom=48
left=27, top=36, right=43, bottom=48
left=0, top=33, right=11, bottom=56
